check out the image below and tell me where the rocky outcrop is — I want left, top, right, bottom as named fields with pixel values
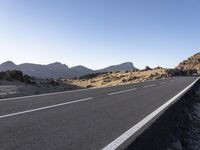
left=176, top=53, right=200, bottom=75
left=0, top=70, right=35, bottom=85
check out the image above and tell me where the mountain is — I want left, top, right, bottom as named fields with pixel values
left=0, top=62, right=70, bottom=79
left=176, top=52, right=200, bottom=74
left=0, top=61, right=137, bottom=79
left=19, top=62, right=70, bottom=79
left=96, top=62, right=137, bottom=73
left=0, top=61, right=17, bottom=70
left=70, top=65, right=94, bottom=77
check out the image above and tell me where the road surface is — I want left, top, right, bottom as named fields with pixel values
left=0, top=76, right=198, bottom=150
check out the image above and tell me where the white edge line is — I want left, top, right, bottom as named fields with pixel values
left=0, top=97, right=93, bottom=119
left=102, top=77, right=200, bottom=150
left=107, top=88, right=138, bottom=96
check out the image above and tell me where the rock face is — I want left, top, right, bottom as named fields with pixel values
left=176, top=53, right=200, bottom=75
left=0, top=61, right=137, bottom=79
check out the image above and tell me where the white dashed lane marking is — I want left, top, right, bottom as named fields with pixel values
left=143, top=84, right=156, bottom=88
left=0, top=97, right=93, bottom=119
left=159, top=82, right=167, bottom=85
left=107, top=88, right=138, bottom=96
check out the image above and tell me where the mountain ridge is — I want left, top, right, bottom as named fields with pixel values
left=0, top=61, right=137, bottom=79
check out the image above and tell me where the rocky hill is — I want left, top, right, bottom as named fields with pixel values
left=0, top=61, right=137, bottom=79
left=176, top=53, right=200, bottom=75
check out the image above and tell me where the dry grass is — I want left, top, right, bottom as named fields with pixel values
left=67, top=68, right=169, bottom=88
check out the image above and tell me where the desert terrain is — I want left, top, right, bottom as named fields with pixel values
left=67, top=67, right=170, bottom=88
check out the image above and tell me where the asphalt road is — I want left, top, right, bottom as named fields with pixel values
left=0, top=76, right=198, bottom=150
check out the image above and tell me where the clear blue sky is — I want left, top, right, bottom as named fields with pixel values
left=0, top=0, right=199, bottom=69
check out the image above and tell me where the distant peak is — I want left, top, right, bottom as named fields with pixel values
left=111, top=62, right=134, bottom=67
left=49, top=62, right=62, bottom=65
left=47, top=62, right=69, bottom=68
left=1, top=61, right=16, bottom=66
left=121, top=62, right=133, bottom=65
left=72, top=65, right=87, bottom=68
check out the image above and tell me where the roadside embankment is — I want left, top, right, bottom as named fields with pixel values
left=126, top=78, right=200, bottom=150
